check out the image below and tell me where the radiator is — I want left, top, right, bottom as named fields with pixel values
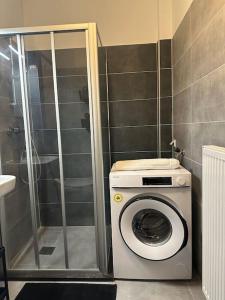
left=202, top=146, right=225, bottom=300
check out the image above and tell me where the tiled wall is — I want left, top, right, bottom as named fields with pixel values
left=0, top=37, right=33, bottom=264
left=107, top=42, right=172, bottom=162
left=173, top=0, right=225, bottom=274
left=160, top=40, right=172, bottom=157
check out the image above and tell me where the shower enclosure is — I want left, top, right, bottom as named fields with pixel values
left=0, top=23, right=110, bottom=278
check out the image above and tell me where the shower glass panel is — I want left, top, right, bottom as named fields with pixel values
left=0, top=24, right=108, bottom=278
left=0, top=35, right=37, bottom=270
left=22, top=33, right=65, bottom=270
left=53, top=31, right=97, bottom=269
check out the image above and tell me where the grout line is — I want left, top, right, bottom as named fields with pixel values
left=173, top=120, right=225, bottom=125
left=110, top=124, right=158, bottom=129
left=108, top=70, right=157, bottom=75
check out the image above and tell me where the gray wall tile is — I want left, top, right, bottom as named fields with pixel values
left=173, top=48, right=192, bottom=96
left=160, top=69, right=172, bottom=97
left=110, top=126, right=157, bottom=152
left=173, top=0, right=225, bottom=275
left=173, top=9, right=191, bottom=65
left=160, top=97, right=172, bottom=125
left=160, top=40, right=171, bottom=69
left=108, top=72, right=157, bottom=100
left=107, top=43, right=157, bottom=73
left=173, top=124, right=192, bottom=158
left=109, top=99, right=157, bottom=127
left=192, top=64, right=225, bottom=123
left=173, top=88, right=192, bottom=124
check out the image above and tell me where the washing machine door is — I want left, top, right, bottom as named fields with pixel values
left=119, top=195, right=188, bottom=261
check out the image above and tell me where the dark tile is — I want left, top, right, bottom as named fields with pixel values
left=160, top=97, right=172, bottom=124
left=161, top=151, right=172, bottom=158
left=64, top=178, right=94, bottom=203
left=99, top=74, right=107, bottom=101
left=39, top=157, right=60, bottom=180
left=40, top=203, right=62, bottom=226
left=107, top=43, right=157, bottom=73
left=57, top=76, right=89, bottom=102
left=110, top=126, right=157, bottom=152
left=63, top=154, right=92, bottom=178
left=38, top=178, right=94, bottom=205
left=38, top=75, right=89, bottom=103
left=108, top=72, right=157, bottom=100
left=32, top=103, right=90, bottom=130
left=27, top=50, right=52, bottom=77
left=109, top=99, right=157, bottom=127
left=59, top=103, right=90, bottom=129
left=160, top=68, right=172, bottom=97
left=38, top=179, right=59, bottom=204
left=111, top=151, right=157, bottom=163
left=62, top=129, right=92, bottom=154
left=100, top=101, right=109, bottom=128
left=161, top=125, right=172, bottom=151
left=160, top=39, right=171, bottom=69
left=55, top=48, right=87, bottom=76
left=0, top=99, right=15, bottom=131
left=27, top=48, right=88, bottom=77
left=98, top=47, right=107, bottom=75
left=173, top=87, right=192, bottom=124
left=66, top=203, right=94, bottom=226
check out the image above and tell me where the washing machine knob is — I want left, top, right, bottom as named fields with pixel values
left=176, top=176, right=186, bottom=186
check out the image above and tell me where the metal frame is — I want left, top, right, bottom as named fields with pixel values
left=50, top=31, right=69, bottom=269
left=17, top=34, right=40, bottom=268
left=0, top=23, right=108, bottom=277
left=0, top=24, right=89, bottom=36
left=86, top=24, right=108, bottom=274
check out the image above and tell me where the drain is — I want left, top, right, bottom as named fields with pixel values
left=39, top=246, right=55, bottom=255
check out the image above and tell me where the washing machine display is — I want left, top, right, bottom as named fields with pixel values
left=119, top=195, right=188, bottom=261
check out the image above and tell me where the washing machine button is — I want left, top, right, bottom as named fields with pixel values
left=176, top=176, right=186, bottom=186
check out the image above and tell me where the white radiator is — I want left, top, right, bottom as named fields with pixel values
left=202, top=146, right=225, bottom=300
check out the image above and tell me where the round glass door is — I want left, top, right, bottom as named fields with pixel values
left=120, top=196, right=187, bottom=260
left=132, top=209, right=172, bottom=246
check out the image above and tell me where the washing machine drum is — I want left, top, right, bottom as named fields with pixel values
left=119, top=195, right=188, bottom=261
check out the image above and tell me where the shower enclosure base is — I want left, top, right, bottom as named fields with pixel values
left=10, top=226, right=97, bottom=271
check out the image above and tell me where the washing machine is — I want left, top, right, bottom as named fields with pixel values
left=110, top=167, right=192, bottom=280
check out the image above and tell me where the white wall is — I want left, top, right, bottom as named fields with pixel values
left=22, top=0, right=172, bottom=46
left=159, top=0, right=173, bottom=40
left=172, top=0, right=193, bottom=34
left=0, top=0, right=24, bottom=28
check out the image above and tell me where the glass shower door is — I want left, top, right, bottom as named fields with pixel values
left=0, top=24, right=108, bottom=275
left=53, top=31, right=97, bottom=270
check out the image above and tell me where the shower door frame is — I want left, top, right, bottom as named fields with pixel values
left=0, top=23, right=109, bottom=278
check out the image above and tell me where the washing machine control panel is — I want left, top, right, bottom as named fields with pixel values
left=110, top=169, right=191, bottom=188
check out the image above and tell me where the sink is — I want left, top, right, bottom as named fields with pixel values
left=0, top=175, right=16, bottom=198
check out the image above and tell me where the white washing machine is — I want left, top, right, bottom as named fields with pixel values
left=110, top=167, right=192, bottom=280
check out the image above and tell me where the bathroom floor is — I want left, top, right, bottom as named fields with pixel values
left=12, top=226, right=97, bottom=270
left=8, top=278, right=205, bottom=300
